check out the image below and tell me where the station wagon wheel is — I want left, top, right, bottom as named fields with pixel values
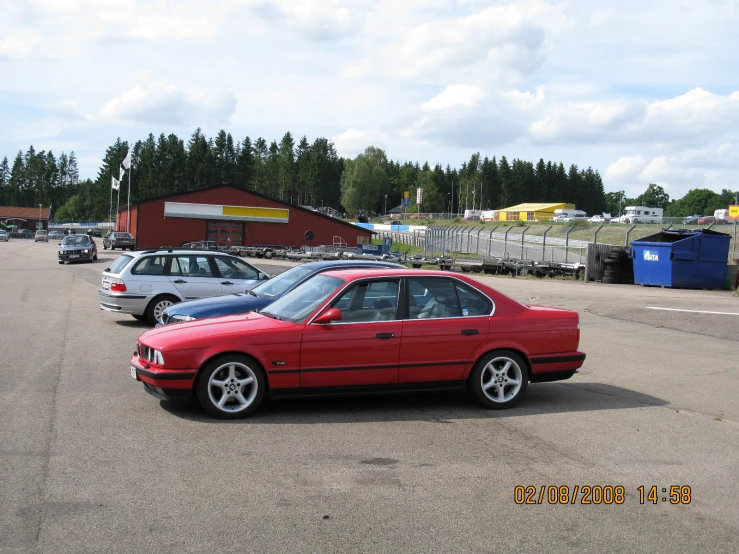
left=145, top=295, right=179, bottom=326
left=469, top=350, right=529, bottom=410
left=196, top=355, right=265, bottom=419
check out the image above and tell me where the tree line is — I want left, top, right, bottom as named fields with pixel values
left=342, top=147, right=607, bottom=217
left=1, top=129, right=619, bottom=221
left=0, top=148, right=80, bottom=212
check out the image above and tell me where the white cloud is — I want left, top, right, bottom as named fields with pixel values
left=643, top=88, right=739, bottom=138
left=99, top=83, right=237, bottom=126
left=126, top=14, right=218, bottom=41
left=331, top=128, right=389, bottom=157
left=0, top=30, right=54, bottom=59
left=421, top=85, right=485, bottom=111
left=404, top=85, right=739, bottom=152
left=237, top=0, right=359, bottom=41
left=0, top=0, right=220, bottom=60
left=604, top=144, right=739, bottom=197
left=347, top=0, right=568, bottom=85
left=604, top=155, right=647, bottom=182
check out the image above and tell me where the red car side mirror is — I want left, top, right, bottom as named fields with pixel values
left=313, top=308, right=343, bottom=325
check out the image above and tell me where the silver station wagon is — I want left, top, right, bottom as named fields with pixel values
left=98, top=249, right=271, bottom=325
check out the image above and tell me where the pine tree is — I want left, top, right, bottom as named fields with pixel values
left=293, top=135, right=313, bottom=205
left=252, top=138, right=269, bottom=194
left=0, top=157, right=8, bottom=205
left=277, top=132, right=296, bottom=202
left=236, top=137, right=255, bottom=190
left=567, top=164, right=582, bottom=209
left=499, top=156, right=512, bottom=207
left=8, top=152, right=25, bottom=206
left=187, top=129, right=214, bottom=192
left=535, top=159, right=547, bottom=201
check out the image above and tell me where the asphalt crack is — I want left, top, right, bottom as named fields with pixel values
left=33, top=272, right=75, bottom=553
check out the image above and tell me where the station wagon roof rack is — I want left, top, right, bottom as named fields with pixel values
left=140, top=248, right=239, bottom=256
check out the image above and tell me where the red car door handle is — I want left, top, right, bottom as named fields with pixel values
left=174, top=279, right=187, bottom=284
left=461, top=329, right=479, bottom=336
left=376, top=333, right=395, bottom=339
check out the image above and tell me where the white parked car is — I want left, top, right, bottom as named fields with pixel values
left=0, top=230, right=8, bottom=242
left=552, top=209, right=587, bottom=222
left=98, top=249, right=272, bottom=325
left=588, top=213, right=611, bottom=223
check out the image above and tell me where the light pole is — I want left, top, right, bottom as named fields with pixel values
left=384, top=194, right=388, bottom=216
left=451, top=181, right=454, bottom=219
left=38, top=204, right=42, bottom=230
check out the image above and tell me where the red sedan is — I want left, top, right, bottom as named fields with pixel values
left=130, top=269, right=586, bottom=418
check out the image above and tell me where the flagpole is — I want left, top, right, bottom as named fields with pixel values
left=126, top=148, right=132, bottom=233
left=109, top=178, right=113, bottom=232
left=116, top=185, right=121, bottom=231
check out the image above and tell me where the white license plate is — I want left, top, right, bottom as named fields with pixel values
left=69, top=254, right=79, bottom=258
left=103, top=282, right=110, bottom=290
left=130, top=365, right=138, bottom=380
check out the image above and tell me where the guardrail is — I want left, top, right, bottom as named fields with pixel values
left=50, top=222, right=114, bottom=228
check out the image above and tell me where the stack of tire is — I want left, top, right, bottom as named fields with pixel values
left=601, top=247, right=634, bottom=284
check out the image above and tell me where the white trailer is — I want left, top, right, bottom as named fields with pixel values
left=617, top=206, right=663, bottom=224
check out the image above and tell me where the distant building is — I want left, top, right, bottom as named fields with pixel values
left=495, top=203, right=568, bottom=222
left=0, top=206, right=51, bottom=231
left=114, top=186, right=371, bottom=250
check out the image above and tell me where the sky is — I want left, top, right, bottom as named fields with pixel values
left=1, top=0, right=738, bottom=201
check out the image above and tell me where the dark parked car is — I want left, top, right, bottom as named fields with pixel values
left=58, top=234, right=98, bottom=264
left=103, top=232, right=136, bottom=250
left=158, top=259, right=405, bottom=325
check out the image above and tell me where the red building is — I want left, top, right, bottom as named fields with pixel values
left=0, top=206, right=51, bottom=231
left=115, top=186, right=372, bottom=250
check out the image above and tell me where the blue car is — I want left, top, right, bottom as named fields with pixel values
left=158, top=259, right=405, bottom=325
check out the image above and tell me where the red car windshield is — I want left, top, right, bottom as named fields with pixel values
left=260, top=275, right=344, bottom=324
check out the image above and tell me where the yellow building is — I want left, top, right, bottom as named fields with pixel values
left=496, top=203, right=568, bottom=222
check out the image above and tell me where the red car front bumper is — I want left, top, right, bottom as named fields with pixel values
left=129, top=355, right=197, bottom=400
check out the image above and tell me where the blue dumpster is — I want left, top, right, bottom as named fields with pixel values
left=631, top=229, right=730, bottom=289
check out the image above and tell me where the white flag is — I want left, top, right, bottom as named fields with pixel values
left=121, top=148, right=131, bottom=170
left=111, top=176, right=120, bottom=190
left=119, top=166, right=125, bottom=180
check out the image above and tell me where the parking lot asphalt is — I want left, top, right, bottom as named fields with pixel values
left=1, top=240, right=737, bottom=553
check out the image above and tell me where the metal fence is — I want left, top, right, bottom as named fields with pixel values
left=378, top=221, right=739, bottom=263
left=50, top=221, right=114, bottom=228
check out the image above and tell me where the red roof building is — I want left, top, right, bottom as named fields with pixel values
left=115, top=186, right=372, bottom=250
left=0, top=206, right=51, bottom=230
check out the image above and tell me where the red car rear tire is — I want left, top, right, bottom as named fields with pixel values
left=469, top=350, right=529, bottom=410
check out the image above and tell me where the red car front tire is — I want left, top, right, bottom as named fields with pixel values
left=195, top=355, right=266, bottom=419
